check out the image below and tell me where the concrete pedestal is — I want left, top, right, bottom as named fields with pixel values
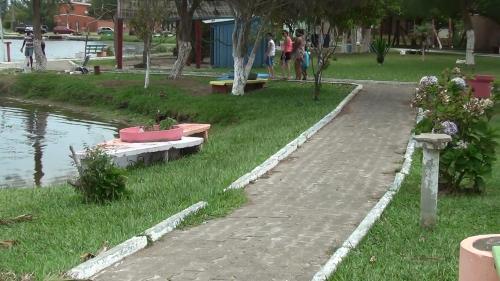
left=414, top=133, right=451, bottom=228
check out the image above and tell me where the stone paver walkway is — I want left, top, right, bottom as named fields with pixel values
left=94, top=83, right=416, bottom=281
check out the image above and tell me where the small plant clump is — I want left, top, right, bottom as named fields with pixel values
left=159, top=117, right=178, bottom=130
left=412, top=67, right=497, bottom=192
left=71, top=147, right=128, bottom=203
left=370, top=38, right=390, bottom=64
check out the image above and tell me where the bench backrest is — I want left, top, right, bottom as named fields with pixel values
left=85, top=44, right=107, bottom=54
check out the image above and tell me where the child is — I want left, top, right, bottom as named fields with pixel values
left=302, top=46, right=310, bottom=80
left=265, top=33, right=276, bottom=79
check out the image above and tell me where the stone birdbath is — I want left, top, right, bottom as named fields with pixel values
left=413, top=133, right=451, bottom=228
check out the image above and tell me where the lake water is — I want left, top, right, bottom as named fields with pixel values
left=0, top=99, right=119, bottom=188
left=3, top=39, right=143, bottom=61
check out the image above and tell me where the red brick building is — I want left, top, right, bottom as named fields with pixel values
left=53, top=1, right=121, bottom=33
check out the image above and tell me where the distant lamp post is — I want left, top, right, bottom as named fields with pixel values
left=414, top=133, right=451, bottom=228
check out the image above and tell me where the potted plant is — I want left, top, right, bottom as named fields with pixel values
left=120, top=117, right=184, bottom=143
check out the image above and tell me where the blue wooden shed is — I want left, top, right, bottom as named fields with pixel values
left=209, top=19, right=266, bottom=68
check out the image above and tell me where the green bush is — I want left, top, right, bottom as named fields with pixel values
left=152, top=44, right=169, bottom=54
left=413, top=68, right=497, bottom=192
left=369, top=38, right=390, bottom=64
left=72, top=147, right=128, bottom=203
left=159, top=117, right=177, bottom=130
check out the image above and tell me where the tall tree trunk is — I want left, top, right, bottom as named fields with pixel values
left=361, top=27, right=371, bottom=53
left=231, top=16, right=264, bottom=96
left=33, top=0, right=46, bottom=71
left=144, top=35, right=151, bottom=88
left=170, top=0, right=199, bottom=79
left=462, top=3, right=475, bottom=65
left=232, top=56, right=246, bottom=95
left=231, top=17, right=248, bottom=96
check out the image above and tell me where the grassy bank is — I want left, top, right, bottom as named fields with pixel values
left=329, top=102, right=500, bottom=280
left=0, top=73, right=352, bottom=278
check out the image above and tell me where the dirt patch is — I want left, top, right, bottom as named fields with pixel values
left=99, top=79, right=142, bottom=88
left=167, top=78, right=211, bottom=96
left=97, top=77, right=210, bottom=96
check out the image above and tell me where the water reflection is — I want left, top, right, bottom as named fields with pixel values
left=24, top=109, right=48, bottom=186
left=0, top=99, right=119, bottom=188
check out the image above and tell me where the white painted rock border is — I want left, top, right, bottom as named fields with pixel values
left=66, top=201, right=207, bottom=280
left=310, top=109, right=424, bottom=281
left=224, top=82, right=363, bottom=191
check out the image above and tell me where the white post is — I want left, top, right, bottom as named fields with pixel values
left=0, top=11, right=5, bottom=62
left=414, top=133, right=451, bottom=228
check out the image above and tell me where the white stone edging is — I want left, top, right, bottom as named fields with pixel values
left=144, top=201, right=207, bottom=242
left=224, top=83, right=363, bottom=191
left=310, top=109, right=424, bottom=281
left=66, top=201, right=207, bottom=280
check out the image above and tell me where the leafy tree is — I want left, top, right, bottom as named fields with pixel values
left=8, top=0, right=61, bottom=28
left=129, top=0, right=171, bottom=88
left=89, top=0, right=116, bottom=20
left=400, top=0, right=500, bottom=65
left=226, top=0, right=286, bottom=95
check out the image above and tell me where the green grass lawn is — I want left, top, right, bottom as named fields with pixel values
left=328, top=100, right=500, bottom=280
left=323, top=52, right=500, bottom=82
left=0, top=74, right=352, bottom=279
left=189, top=52, right=500, bottom=83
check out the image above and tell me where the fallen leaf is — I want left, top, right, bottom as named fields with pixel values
left=370, top=255, right=377, bottom=263
left=80, top=252, right=95, bottom=262
left=96, top=241, right=110, bottom=256
left=20, top=273, right=35, bottom=281
left=0, top=240, right=17, bottom=248
left=0, top=214, right=33, bottom=225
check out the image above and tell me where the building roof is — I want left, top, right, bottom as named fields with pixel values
left=118, top=0, right=233, bottom=20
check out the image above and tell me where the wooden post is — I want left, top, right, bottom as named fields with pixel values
left=414, top=133, right=451, bottom=228
left=116, top=18, right=124, bottom=69
left=194, top=20, right=202, bottom=69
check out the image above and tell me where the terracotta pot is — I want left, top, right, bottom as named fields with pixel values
left=119, top=126, right=183, bottom=143
left=459, top=234, right=500, bottom=281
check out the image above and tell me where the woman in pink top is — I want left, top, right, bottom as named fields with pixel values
left=281, top=30, right=293, bottom=80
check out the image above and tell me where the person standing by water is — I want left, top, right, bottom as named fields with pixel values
left=280, top=30, right=293, bottom=80
left=20, top=30, right=34, bottom=70
left=293, top=29, right=305, bottom=80
left=265, top=33, right=276, bottom=79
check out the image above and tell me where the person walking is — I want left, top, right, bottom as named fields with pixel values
left=20, top=30, right=34, bottom=70
left=293, top=29, right=305, bottom=80
left=265, top=33, right=276, bottom=79
left=280, top=30, right=293, bottom=80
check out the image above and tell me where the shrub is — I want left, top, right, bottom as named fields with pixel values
left=71, top=147, right=128, bottom=203
left=413, top=68, right=497, bottom=192
left=159, top=117, right=177, bottom=130
left=370, top=38, right=390, bottom=64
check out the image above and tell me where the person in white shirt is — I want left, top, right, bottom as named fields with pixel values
left=265, top=33, right=276, bottom=79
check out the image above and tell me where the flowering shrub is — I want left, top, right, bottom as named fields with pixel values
left=412, top=68, right=497, bottom=192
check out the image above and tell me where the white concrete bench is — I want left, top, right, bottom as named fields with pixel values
left=77, top=137, right=204, bottom=168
